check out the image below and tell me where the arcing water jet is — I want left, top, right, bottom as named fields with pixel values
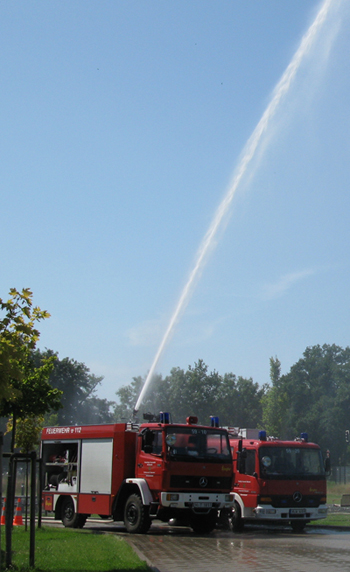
left=134, top=0, right=336, bottom=415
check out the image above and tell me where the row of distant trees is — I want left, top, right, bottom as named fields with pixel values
left=114, top=347, right=350, bottom=465
left=1, top=288, right=349, bottom=464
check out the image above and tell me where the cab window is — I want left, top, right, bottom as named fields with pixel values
left=141, top=429, right=162, bottom=455
left=245, top=449, right=256, bottom=476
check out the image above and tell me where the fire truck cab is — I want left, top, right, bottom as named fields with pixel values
left=224, top=429, right=329, bottom=532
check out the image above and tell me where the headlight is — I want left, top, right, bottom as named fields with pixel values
left=255, top=508, right=276, bottom=515
left=225, top=494, right=234, bottom=502
left=166, top=493, right=179, bottom=501
left=259, top=497, right=272, bottom=504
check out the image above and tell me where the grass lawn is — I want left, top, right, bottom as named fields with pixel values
left=310, top=513, right=350, bottom=527
left=326, top=481, right=350, bottom=506
left=309, top=481, right=350, bottom=528
left=0, top=526, right=152, bottom=572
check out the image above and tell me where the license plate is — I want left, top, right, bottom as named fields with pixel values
left=290, top=508, right=306, bottom=515
left=193, top=502, right=212, bottom=508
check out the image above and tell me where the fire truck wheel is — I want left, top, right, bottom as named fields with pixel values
left=216, top=508, right=232, bottom=530
left=291, top=520, right=306, bottom=533
left=230, top=501, right=244, bottom=532
left=124, top=494, right=151, bottom=534
left=190, top=511, right=217, bottom=534
left=61, top=497, right=86, bottom=528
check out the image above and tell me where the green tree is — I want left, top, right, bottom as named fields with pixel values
left=79, top=395, right=115, bottom=425
left=165, top=360, right=222, bottom=424
left=0, top=288, right=48, bottom=399
left=114, top=374, right=165, bottom=422
left=8, top=415, right=44, bottom=453
left=0, top=289, right=62, bottom=450
left=34, top=349, right=114, bottom=425
left=270, top=356, right=281, bottom=385
left=114, top=376, right=143, bottom=421
left=114, top=360, right=265, bottom=428
left=216, top=372, right=265, bottom=427
left=262, top=356, right=288, bottom=437
left=262, top=345, right=350, bottom=461
left=124, top=361, right=223, bottom=425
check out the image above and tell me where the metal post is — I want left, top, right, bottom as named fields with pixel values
left=5, top=456, right=14, bottom=569
left=0, top=432, right=3, bottom=572
left=25, top=458, right=29, bottom=531
left=37, top=457, right=43, bottom=528
left=30, top=452, right=36, bottom=567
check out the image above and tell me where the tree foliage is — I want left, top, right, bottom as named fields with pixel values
left=0, top=288, right=62, bottom=450
left=114, top=374, right=162, bottom=422
left=0, top=288, right=49, bottom=399
left=34, top=349, right=115, bottom=425
left=114, top=359, right=265, bottom=427
left=7, top=415, right=44, bottom=453
left=263, top=344, right=350, bottom=462
left=262, top=356, right=287, bottom=437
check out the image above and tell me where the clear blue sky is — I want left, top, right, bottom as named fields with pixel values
left=1, top=0, right=350, bottom=406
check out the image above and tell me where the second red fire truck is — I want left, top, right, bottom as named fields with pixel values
left=221, top=428, right=329, bottom=532
left=41, top=413, right=234, bottom=534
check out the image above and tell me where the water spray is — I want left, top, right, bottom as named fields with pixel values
left=134, top=0, right=336, bottom=415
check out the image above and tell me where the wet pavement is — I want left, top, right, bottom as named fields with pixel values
left=125, top=524, right=350, bottom=572
left=43, top=516, right=350, bottom=572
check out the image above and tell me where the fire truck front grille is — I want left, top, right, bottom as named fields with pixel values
left=170, top=475, right=232, bottom=490
left=261, top=495, right=324, bottom=508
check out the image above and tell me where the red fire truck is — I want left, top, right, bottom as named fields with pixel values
left=41, top=413, right=234, bottom=534
left=221, top=429, right=329, bottom=532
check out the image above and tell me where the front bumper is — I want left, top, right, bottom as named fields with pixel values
left=252, top=504, right=328, bottom=521
left=160, top=492, right=234, bottom=511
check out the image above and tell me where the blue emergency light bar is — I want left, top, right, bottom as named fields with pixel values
left=210, top=416, right=219, bottom=427
left=259, top=430, right=267, bottom=441
left=160, top=412, right=170, bottom=424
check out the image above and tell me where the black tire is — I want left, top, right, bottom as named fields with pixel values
left=230, top=501, right=244, bottom=532
left=77, top=514, right=88, bottom=528
left=124, top=494, right=151, bottom=534
left=216, top=508, right=232, bottom=530
left=291, top=520, right=306, bottom=533
left=191, top=511, right=217, bottom=534
left=61, top=496, right=86, bottom=528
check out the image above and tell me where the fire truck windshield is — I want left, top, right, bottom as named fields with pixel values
left=165, top=427, right=231, bottom=463
left=259, top=446, right=325, bottom=479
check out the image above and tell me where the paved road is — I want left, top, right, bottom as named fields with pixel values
left=44, top=517, right=350, bottom=572
left=125, top=524, right=350, bottom=572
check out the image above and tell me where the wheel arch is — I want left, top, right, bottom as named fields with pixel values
left=54, top=494, right=77, bottom=520
left=112, top=479, right=152, bottom=521
left=232, top=494, right=245, bottom=517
